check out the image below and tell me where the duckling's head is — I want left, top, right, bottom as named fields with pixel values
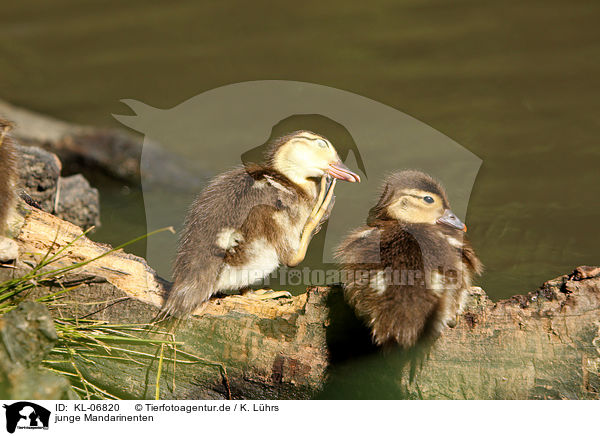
left=266, top=131, right=360, bottom=190
left=367, top=170, right=467, bottom=231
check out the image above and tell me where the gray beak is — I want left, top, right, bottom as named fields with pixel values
left=436, top=209, right=467, bottom=232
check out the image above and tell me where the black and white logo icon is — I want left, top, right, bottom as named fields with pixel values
left=3, top=402, right=50, bottom=433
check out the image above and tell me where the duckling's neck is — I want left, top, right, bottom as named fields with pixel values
left=376, top=219, right=428, bottom=235
left=247, top=162, right=318, bottom=201
left=270, top=151, right=324, bottom=199
left=291, top=177, right=319, bottom=198
left=269, top=164, right=320, bottom=199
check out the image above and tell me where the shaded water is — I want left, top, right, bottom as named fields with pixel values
left=1, top=0, right=599, bottom=398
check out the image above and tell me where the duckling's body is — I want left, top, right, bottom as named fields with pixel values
left=169, top=165, right=314, bottom=314
left=337, top=170, right=482, bottom=348
left=0, top=121, right=17, bottom=236
left=163, top=131, right=360, bottom=317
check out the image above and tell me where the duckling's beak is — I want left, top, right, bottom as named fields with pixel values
left=437, top=209, right=467, bottom=232
left=328, top=162, right=361, bottom=183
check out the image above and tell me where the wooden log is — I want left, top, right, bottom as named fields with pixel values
left=5, top=203, right=329, bottom=399
left=405, top=266, right=600, bottom=399
left=3, top=202, right=600, bottom=399
left=322, top=268, right=600, bottom=400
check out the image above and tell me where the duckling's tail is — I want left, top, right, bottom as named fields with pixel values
left=0, top=120, right=17, bottom=236
left=157, top=275, right=213, bottom=321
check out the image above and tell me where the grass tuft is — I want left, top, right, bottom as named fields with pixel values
left=0, top=226, right=230, bottom=400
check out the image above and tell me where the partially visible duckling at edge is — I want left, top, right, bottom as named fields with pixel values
left=336, top=170, right=482, bottom=348
left=161, top=130, right=361, bottom=318
left=0, top=121, right=17, bottom=235
left=0, top=120, right=19, bottom=263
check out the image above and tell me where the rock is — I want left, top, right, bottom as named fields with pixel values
left=59, top=129, right=141, bottom=182
left=0, top=302, right=72, bottom=400
left=14, top=144, right=61, bottom=213
left=56, top=174, right=101, bottom=229
left=0, top=301, right=58, bottom=368
left=12, top=144, right=101, bottom=229
left=5, top=370, right=73, bottom=401
left=0, top=236, right=18, bottom=263
left=0, top=98, right=205, bottom=190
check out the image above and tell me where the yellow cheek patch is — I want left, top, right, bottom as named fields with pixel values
left=387, top=196, right=443, bottom=224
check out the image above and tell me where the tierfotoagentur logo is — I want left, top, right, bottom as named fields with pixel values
left=113, top=80, right=481, bottom=295
left=3, top=402, right=50, bottom=433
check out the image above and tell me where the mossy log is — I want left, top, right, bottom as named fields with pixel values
left=404, top=267, right=600, bottom=399
left=4, top=204, right=329, bottom=399
left=3, top=203, right=600, bottom=399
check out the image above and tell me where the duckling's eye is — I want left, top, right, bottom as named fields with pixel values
left=316, top=139, right=328, bottom=148
left=423, top=196, right=434, bottom=204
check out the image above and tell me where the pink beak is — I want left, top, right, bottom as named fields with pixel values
left=328, top=162, right=361, bottom=183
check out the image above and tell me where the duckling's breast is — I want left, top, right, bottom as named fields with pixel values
left=213, top=175, right=315, bottom=290
left=216, top=237, right=280, bottom=290
left=271, top=201, right=313, bottom=253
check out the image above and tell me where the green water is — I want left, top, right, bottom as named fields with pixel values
left=1, top=0, right=599, bottom=398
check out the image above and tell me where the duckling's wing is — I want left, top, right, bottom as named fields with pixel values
left=461, top=238, right=484, bottom=276
left=335, top=227, right=382, bottom=266
left=336, top=225, right=439, bottom=347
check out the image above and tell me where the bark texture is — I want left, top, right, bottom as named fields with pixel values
left=401, top=268, right=600, bottom=399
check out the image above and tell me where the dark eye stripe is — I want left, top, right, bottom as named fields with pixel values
left=404, top=193, right=435, bottom=204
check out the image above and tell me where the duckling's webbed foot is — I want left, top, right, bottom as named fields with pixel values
left=287, top=176, right=337, bottom=267
left=308, top=175, right=330, bottom=218
left=312, top=176, right=335, bottom=236
left=242, top=288, right=293, bottom=300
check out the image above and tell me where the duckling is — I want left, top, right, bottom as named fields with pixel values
left=0, top=120, right=19, bottom=264
left=0, top=120, right=17, bottom=236
left=336, top=170, right=482, bottom=348
left=161, top=130, right=361, bottom=317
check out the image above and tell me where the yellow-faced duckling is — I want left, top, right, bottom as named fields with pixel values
left=336, top=170, right=482, bottom=348
left=162, top=130, right=361, bottom=317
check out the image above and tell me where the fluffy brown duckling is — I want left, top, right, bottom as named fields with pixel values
left=162, top=130, right=361, bottom=317
left=336, top=170, right=482, bottom=348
